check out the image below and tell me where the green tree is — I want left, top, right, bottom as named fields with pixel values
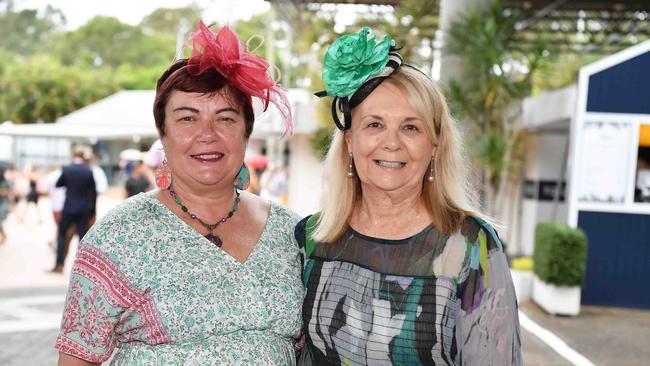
left=445, top=0, right=548, bottom=214
left=0, top=55, right=118, bottom=123
left=52, top=16, right=174, bottom=68
left=140, top=5, right=202, bottom=35
left=352, top=0, right=439, bottom=71
left=0, top=0, right=65, bottom=55
left=116, top=63, right=168, bottom=90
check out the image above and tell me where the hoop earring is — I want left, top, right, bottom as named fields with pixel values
left=155, top=159, right=172, bottom=190
left=234, top=163, right=250, bottom=190
left=427, top=157, right=434, bottom=182
left=347, top=153, right=354, bottom=178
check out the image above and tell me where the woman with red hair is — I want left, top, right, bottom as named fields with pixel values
left=55, top=22, right=302, bottom=365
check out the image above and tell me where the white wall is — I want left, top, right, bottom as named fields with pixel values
left=519, top=133, right=569, bottom=256
left=0, top=136, right=13, bottom=162
left=14, top=137, right=70, bottom=169
left=287, top=134, right=323, bottom=217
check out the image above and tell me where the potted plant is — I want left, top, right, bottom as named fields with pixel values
left=532, top=223, right=588, bottom=316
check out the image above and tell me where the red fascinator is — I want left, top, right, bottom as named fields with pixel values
left=187, top=21, right=292, bottom=136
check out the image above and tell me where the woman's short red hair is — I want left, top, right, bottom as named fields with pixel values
left=153, top=58, right=255, bottom=138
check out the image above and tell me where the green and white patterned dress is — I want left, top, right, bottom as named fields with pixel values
left=55, top=191, right=304, bottom=365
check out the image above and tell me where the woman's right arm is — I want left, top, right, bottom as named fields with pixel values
left=58, top=352, right=100, bottom=366
left=54, top=242, right=125, bottom=363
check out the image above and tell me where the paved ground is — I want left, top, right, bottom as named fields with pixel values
left=0, top=287, right=574, bottom=366
left=0, top=294, right=575, bottom=366
left=521, top=326, right=572, bottom=366
left=0, top=288, right=63, bottom=366
left=521, top=302, right=650, bottom=366
left=0, top=191, right=648, bottom=365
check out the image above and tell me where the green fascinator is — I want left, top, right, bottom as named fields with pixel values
left=316, top=28, right=403, bottom=130
left=322, top=27, right=394, bottom=97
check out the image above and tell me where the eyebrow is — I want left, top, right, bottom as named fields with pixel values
left=215, top=107, right=240, bottom=115
left=363, top=114, right=422, bottom=121
left=171, top=107, right=241, bottom=114
left=172, top=107, right=199, bottom=113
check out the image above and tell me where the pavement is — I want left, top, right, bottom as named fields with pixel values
left=0, top=190, right=649, bottom=365
left=520, top=302, right=650, bottom=366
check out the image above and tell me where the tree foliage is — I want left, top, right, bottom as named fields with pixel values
left=52, top=16, right=175, bottom=68
left=0, top=0, right=65, bottom=55
left=445, top=0, right=550, bottom=214
left=0, top=55, right=118, bottom=123
left=140, top=5, right=202, bottom=35
left=352, top=0, right=439, bottom=71
left=0, top=4, right=187, bottom=123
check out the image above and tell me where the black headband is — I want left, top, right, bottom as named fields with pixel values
left=316, top=48, right=404, bottom=131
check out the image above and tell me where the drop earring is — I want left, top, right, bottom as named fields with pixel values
left=155, top=159, right=172, bottom=190
left=427, top=156, right=434, bottom=182
left=347, top=152, right=354, bottom=178
left=234, top=163, right=251, bottom=190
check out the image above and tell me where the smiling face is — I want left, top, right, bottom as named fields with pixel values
left=345, top=81, right=437, bottom=195
left=161, top=89, right=247, bottom=191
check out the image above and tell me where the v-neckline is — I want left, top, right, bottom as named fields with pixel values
left=145, top=191, right=274, bottom=265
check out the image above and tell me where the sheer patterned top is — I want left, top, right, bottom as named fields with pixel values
left=295, top=215, right=522, bottom=366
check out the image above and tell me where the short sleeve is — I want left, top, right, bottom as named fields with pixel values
left=455, top=219, right=523, bottom=366
left=54, top=241, right=172, bottom=362
left=55, top=247, right=123, bottom=362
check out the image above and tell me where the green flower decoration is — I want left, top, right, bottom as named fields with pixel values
left=322, top=27, right=395, bottom=97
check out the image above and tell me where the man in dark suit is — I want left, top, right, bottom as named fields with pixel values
left=51, top=146, right=97, bottom=273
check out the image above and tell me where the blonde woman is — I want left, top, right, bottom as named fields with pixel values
left=296, top=28, right=522, bottom=365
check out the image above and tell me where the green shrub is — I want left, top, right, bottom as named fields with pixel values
left=533, top=223, right=588, bottom=286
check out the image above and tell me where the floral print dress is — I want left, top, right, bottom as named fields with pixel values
left=55, top=192, right=304, bottom=365
left=296, top=215, right=522, bottom=366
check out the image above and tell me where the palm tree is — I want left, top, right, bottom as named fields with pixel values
left=445, top=0, right=548, bottom=216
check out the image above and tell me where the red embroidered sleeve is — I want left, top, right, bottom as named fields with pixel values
left=55, top=244, right=171, bottom=362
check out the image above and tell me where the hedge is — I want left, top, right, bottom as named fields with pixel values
left=533, top=223, right=588, bottom=287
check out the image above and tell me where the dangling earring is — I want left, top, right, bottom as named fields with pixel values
left=155, top=159, right=172, bottom=189
left=347, top=153, right=354, bottom=178
left=234, top=163, right=250, bottom=190
left=427, top=156, right=434, bottom=182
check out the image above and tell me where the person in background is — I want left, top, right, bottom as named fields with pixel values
left=56, top=21, right=303, bottom=365
left=125, top=156, right=153, bottom=197
left=296, top=28, right=522, bottom=365
left=25, top=165, right=42, bottom=223
left=0, top=168, right=13, bottom=243
left=51, top=146, right=96, bottom=273
left=82, top=147, right=108, bottom=227
left=12, top=166, right=31, bottom=224
left=635, top=149, right=650, bottom=202
left=260, top=162, right=289, bottom=204
left=45, top=166, right=67, bottom=249
left=143, top=139, right=165, bottom=170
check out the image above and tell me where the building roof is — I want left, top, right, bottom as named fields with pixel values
left=581, top=39, right=650, bottom=114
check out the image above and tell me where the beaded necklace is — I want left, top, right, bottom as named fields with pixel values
left=168, top=187, right=240, bottom=247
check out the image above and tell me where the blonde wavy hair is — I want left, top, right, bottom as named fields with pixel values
left=312, top=66, right=480, bottom=243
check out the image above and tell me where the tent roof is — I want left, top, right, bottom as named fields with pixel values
left=0, top=89, right=316, bottom=140
left=0, top=90, right=157, bottom=140
left=57, top=90, right=156, bottom=129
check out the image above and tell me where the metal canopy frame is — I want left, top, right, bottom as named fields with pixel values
left=505, top=0, right=650, bottom=54
left=268, top=0, right=649, bottom=55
